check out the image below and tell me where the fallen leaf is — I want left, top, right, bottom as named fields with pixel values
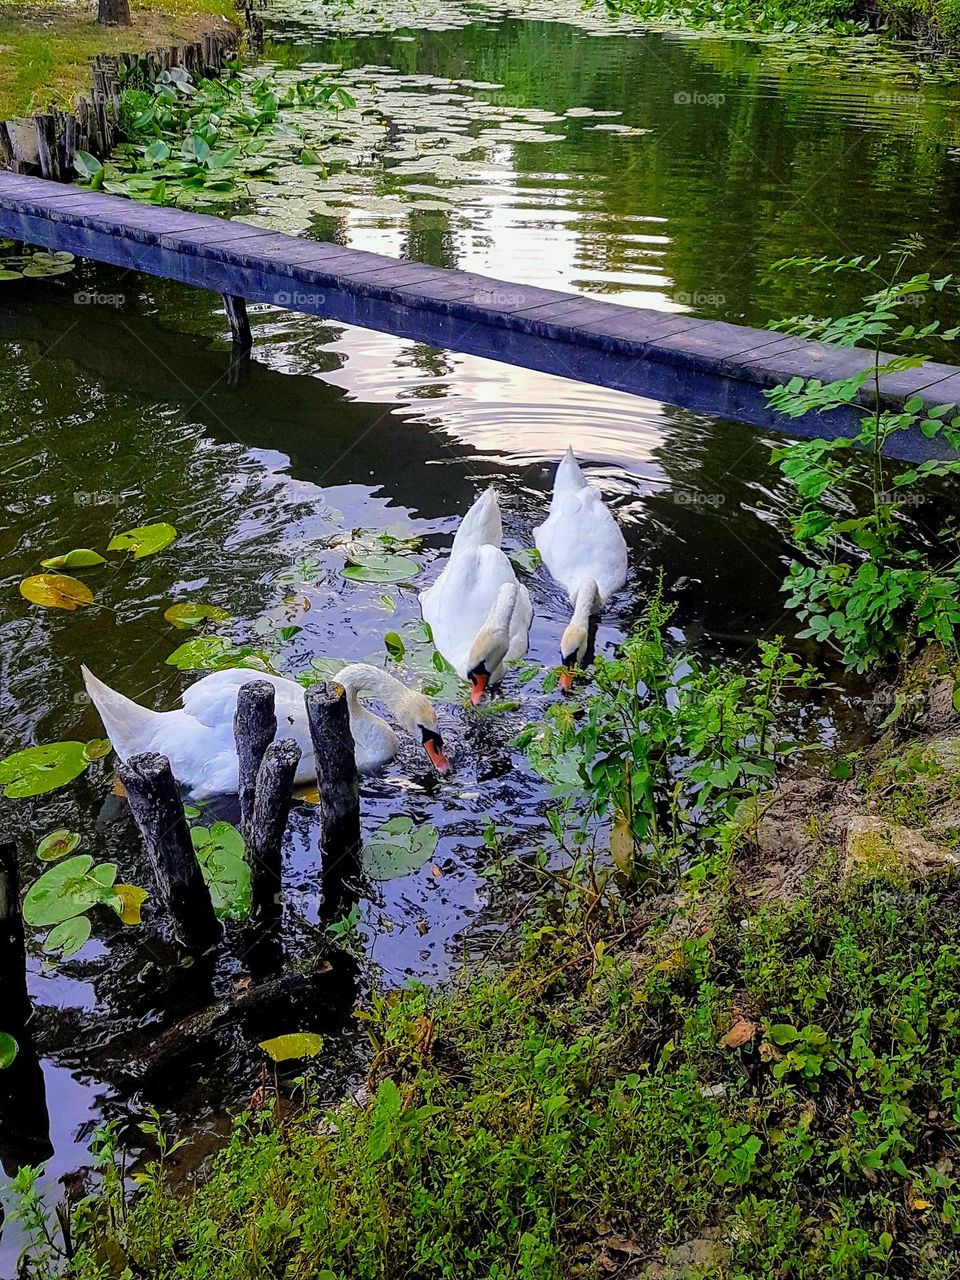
left=112, top=884, right=148, bottom=926
left=294, top=784, right=320, bottom=805
left=721, top=1018, right=759, bottom=1049
left=111, top=777, right=127, bottom=797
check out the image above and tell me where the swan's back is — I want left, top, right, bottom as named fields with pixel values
left=535, top=455, right=627, bottom=604
left=422, top=543, right=525, bottom=676
left=451, top=487, right=502, bottom=556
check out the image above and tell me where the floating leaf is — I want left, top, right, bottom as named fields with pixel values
left=108, top=522, right=177, bottom=559
left=39, top=548, right=106, bottom=570
left=74, top=150, right=104, bottom=181
left=259, top=1031, right=324, bottom=1063
left=36, top=829, right=81, bottom=862
left=84, top=739, right=112, bottom=761
left=508, top=547, right=542, bottom=574
left=111, top=884, right=149, bottom=926
left=164, top=602, right=231, bottom=630
left=0, top=1034, right=18, bottom=1070
left=19, top=574, right=94, bottom=610
left=384, top=631, right=405, bottom=661
left=44, top=915, right=92, bottom=958
left=192, top=822, right=251, bottom=920
left=340, top=553, right=421, bottom=584
left=362, top=816, right=439, bottom=881
left=23, top=855, right=117, bottom=926
left=167, top=637, right=272, bottom=672
left=0, top=741, right=91, bottom=798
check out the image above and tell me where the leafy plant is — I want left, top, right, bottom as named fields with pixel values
left=518, top=584, right=816, bottom=874
left=191, top=822, right=252, bottom=920
left=765, top=244, right=960, bottom=672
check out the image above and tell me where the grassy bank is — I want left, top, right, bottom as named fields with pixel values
left=0, top=0, right=235, bottom=119
left=21, top=772, right=960, bottom=1278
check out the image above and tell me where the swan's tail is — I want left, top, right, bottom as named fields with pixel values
left=452, top=486, right=502, bottom=554
left=554, top=447, right=588, bottom=498
left=80, top=665, right=164, bottom=762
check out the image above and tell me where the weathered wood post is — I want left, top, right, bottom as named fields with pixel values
left=233, top=680, right=277, bottom=842
left=0, top=841, right=29, bottom=1030
left=305, top=683, right=361, bottom=918
left=248, top=739, right=302, bottom=914
left=223, top=295, right=253, bottom=352
left=118, top=752, right=221, bottom=951
left=0, top=841, right=54, bottom=1175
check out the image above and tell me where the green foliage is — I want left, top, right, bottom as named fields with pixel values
left=517, top=585, right=816, bottom=874
left=602, top=0, right=860, bottom=33
left=191, top=821, right=252, bottom=920
left=766, top=246, right=960, bottom=672
left=47, top=870, right=960, bottom=1280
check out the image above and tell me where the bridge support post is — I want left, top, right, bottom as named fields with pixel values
left=222, top=294, right=252, bottom=352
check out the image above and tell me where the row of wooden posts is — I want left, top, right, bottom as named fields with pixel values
left=120, top=679, right=362, bottom=951
left=0, top=8, right=265, bottom=181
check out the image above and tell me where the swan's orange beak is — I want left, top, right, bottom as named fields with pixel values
left=469, top=672, right=489, bottom=706
left=558, top=667, right=575, bottom=692
left=424, top=737, right=451, bottom=775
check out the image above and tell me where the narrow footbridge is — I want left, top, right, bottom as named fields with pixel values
left=2, top=171, right=959, bottom=461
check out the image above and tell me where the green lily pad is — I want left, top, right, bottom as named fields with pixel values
left=362, top=816, right=439, bottom=882
left=0, top=741, right=91, bottom=798
left=0, top=1033, right=18, bottom=1070
left=37, top=829, right=81, bottom=861
left=44, top=915, right=93, bottom=958
left=164, top=602, right=232, bottom=629
left=23, top=855, right=118, bottom=927
left=39, top=548, right=106, bottom=570
left=340, top=553, right=421, bottom=584
left=259, top=1032, right=324, bottom=1063
left=167, top=636, right=273, bottom=672
left=108, top=522, right=177, bottom=559
left=508, top=547, right=542, bottom=574
left=192, top=822, right=251, bottom=920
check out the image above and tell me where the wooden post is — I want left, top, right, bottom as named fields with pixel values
left=98, top=0, right=131, bottom=25
left=0, top=842, right=29, bottom=1030
left=34, top=116, right=59, bottom=181
left=118, top=752, right=221, bottom=951
left=248, top=738, right=301, bottom=914
left=305, top=683, right=361, bottom=916
left=223, top=294, right=253, bottom=352
left=233, top=679, right=276, bottom=843
left=0, top=122, right=16, bottom=173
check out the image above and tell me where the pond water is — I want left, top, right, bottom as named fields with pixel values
left=2, top=0, right=960, bottom=1267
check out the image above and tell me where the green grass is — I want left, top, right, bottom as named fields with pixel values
left=0, top=0, right=235, bottom=119
left=27, top=851, right=960, bottom=1280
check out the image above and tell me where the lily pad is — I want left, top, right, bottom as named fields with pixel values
left=0, top=741, right=91, bottom=798
left=39, top=548, right=106, bottom=570
left=340, top=553, right=421, bottom=584
left=164, top=601, right=232, bottom=630
left=192, top=822, right=251, bottom=920
left=259, top=1031, right=324, bottom=1063
left=362, top=816, right=439, bottom=881
left=110, top=883, right=149, bottom=926
left=44, top=915, right=92, bottom=958
left=0, top=1034, right=18, bottom=1070
left=23, top=855, right=117, bottom=926
left=508, top=547, right=542, bottom=574
left=37, top=829, right=81, bottom=861
left=20, top=574, right=94, bottom=610
left=84, top=738, right=112, bottom=761
left=108, top=522, right=177, bottom=559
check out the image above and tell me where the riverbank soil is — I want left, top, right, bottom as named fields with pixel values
left=0, top=0, right=235, bottom=118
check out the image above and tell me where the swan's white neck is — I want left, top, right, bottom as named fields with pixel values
left=571, top=578, right=601, bottom=624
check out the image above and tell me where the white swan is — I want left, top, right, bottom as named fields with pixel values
left=420, top=488, right=532, bottom=704
left=534, top=448, right=628, bottom=689
left=81, top=662, right=449, bottom=798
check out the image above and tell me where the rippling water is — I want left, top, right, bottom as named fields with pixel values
left=2, top=1, right=959, bottom=1264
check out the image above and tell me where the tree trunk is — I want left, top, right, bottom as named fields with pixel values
left=98, top=0, right=131, bottom=26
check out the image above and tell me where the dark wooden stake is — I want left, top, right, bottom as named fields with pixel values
left=98, top=0, right=131, bottom=25
left=34, top=116, right=59, bottom=181
left=118, top=752, right=221, bottom=952
left=248, top=738, right=302, bottom=914
left=223, top=294, right=252, bottom=352
left=305, top=683, right=361, bottom=917
left=233, top=679, right=277, bottom=844
left=0, top=841, right=29, bottom=1030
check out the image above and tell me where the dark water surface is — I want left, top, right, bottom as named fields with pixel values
left=2, top=1, right=959, bottom=1266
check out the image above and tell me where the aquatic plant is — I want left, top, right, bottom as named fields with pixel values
left=765, top=243, right=960, bottom=673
